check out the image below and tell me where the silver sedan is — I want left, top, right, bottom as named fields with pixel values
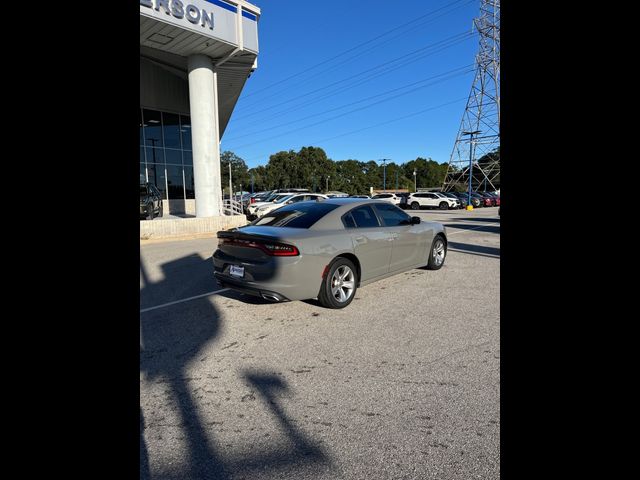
left=213, top=198, right=447, bottom=309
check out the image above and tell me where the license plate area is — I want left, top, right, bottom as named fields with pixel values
left=229, top=265, right=245, bottom=278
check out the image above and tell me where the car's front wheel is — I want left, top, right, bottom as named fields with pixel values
left=318, top=258, right=358, bottom=309
left=426, top=235, right=446, bottom=270
left=147, top=203, right=154, bottom=220
left=439, top=201, right=448, bottom=210
left=411, top=202, right=420, bottom=210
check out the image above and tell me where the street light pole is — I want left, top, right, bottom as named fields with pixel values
left=229, top=161, right=233, bottom=205
left=379, top=158, right=390, bottom=192
left=462, top=130, right=481, bottom=210
left=326, top=175, right=330, bottom=192
left=413, top=169, right=417, bottom=192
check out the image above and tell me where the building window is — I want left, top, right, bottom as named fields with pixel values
left=140, top=108, right=194, bottom=201
left=142, top=109, right=163, bottom=148
left=184, top=167, right=195, bottom=199
left=167, top=165, right=185, bottom=200
left=163, top=112, right=181, bottom=149
left=180, top=115, right=192, bottom=151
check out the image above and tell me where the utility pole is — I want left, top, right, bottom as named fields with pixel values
left=443, top=0, right=500, bottom=193
left=395, top=169, right=398, bottom=193
left=413, top=169, right=417, bottom=192
left=379, top=158, right=390, bottom=192
left=228, top=161, right=232, bottom=202
left=326, top=175, right=330, bottom=192
left=462, top=130, right=481, bottom=210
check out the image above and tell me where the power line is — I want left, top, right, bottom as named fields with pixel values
left=224, top=65, right=473, bottom=143
left=239, top=97, right=469, bottom=166
left=230, top=31, right=474, bottom=123
left=238, top=0, right=474, bottom=102
left=224, top=68, right=473, bottom=151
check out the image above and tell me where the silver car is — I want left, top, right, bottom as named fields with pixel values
left=213, top=198, right=447, bottom=309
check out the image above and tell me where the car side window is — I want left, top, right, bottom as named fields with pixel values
left=373, top=203, right=411, bottom=227
left=345, top=205, right=380, bottom=228
left=342, top=213, right=356, bottom=228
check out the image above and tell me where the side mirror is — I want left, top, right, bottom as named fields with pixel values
left=411, top=216, right=421, bottom=225
left=286, top=200, right=293, bottom=204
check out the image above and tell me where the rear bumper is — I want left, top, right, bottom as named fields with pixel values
left=214, top=273, right=290, bottom=302
left=212, top=249, right=325, bottom=301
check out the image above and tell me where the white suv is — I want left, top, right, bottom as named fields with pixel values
left=254, top=193, right=328, bottom=218
left=246, top=193, right=294, bottom=217
left=371, top=193, right=402, bottom=205
left=406, top=192, right=458, bottom=210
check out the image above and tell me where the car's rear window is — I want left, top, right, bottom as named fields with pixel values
left=251, top=202, right=340, bottom=228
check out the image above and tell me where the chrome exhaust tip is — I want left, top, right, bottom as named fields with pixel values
left=261, top=293, right=280, bottom=302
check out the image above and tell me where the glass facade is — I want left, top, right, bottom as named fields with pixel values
left=139, top=108, right=193, bottom=201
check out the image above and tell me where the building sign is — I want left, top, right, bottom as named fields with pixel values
left=140, top=0, right=239, bottom=46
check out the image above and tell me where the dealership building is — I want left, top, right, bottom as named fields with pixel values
left=140, top=0, right=260, bottom=217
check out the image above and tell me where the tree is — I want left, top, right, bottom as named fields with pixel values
left=403, top=157, right=449, bottom=190
left=220, top=151, right=249, bottom=194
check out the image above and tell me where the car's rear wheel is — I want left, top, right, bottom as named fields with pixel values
left=426, top=235, right=446, bottom=270
left=318, top=258, right=358, bottom=309
left=411, top=202, right=420, bottom=210
left=439, top=202, right=448, bottom=210
left=147, top=203, right=154, bottom=220
left=158, top=202, right=163, bottom=218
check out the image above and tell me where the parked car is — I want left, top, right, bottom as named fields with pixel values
left=350, top=195, right=370, bottom=199
left=246, top=192, right=296, bottom=218
left=371, top=193, right=402, bottom=205
left=406, top=192, right=458, bottom=210
left=476, top=192, right=496, bottom=207
left=468, top=192, right=484, bottom=208
left=438, top=192, right=466, bottom=209
left=485, top=192, right=500, bottom=206
left=252, top=193, right=328, bottom=219
left=325, top=191, right=349, bottom=198
left=140, top=182, right=163, bottom=220
left=447, top=192, right=469, bottom=208
left=395, top=192, right=410, bottom=208
left=213, top=198, right=447, bottom=309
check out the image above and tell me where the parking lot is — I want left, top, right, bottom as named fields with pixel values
left=140, top=207, right=500, bottom=480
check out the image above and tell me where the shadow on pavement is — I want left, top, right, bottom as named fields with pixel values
left=451, top=217, right=500, bottom=223
left=140, top=252, right=332, bottom=479
left=140, top=253, right=225, bottom=311
left=444, top=223, right=500, bottom=234
left=448, top=241, right=500, bottom=258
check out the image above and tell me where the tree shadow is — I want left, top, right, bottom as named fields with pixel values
left=443, top=223, right=500, bottom=234
left=448, top=241, right=500, bottom=258
left=452, top=217, right=500, bottom=223
left=140, top=252, right=332, bottom=479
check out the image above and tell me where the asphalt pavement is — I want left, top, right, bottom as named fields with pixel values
left=140, top=206, right=500, bottom=480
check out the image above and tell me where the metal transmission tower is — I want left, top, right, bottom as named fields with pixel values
left=443, top=0, right=500, bottom=193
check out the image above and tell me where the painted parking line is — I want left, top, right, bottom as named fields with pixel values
left=140, top=288, right=230, bottom=314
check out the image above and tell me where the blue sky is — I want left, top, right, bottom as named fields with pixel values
left=221, top=0, right=480, bottom=169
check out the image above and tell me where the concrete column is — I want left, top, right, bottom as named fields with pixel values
left=188, top=54, right=222, bottom=217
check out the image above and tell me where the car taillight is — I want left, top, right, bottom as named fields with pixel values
left=222, top=238, right=299, bottom=256
left=250, top=198, right=256, bottom=203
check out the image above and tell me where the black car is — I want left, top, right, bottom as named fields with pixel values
left=449, top=192, right=471, bottom=208
left=140, top=182, right=163, bottom=220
